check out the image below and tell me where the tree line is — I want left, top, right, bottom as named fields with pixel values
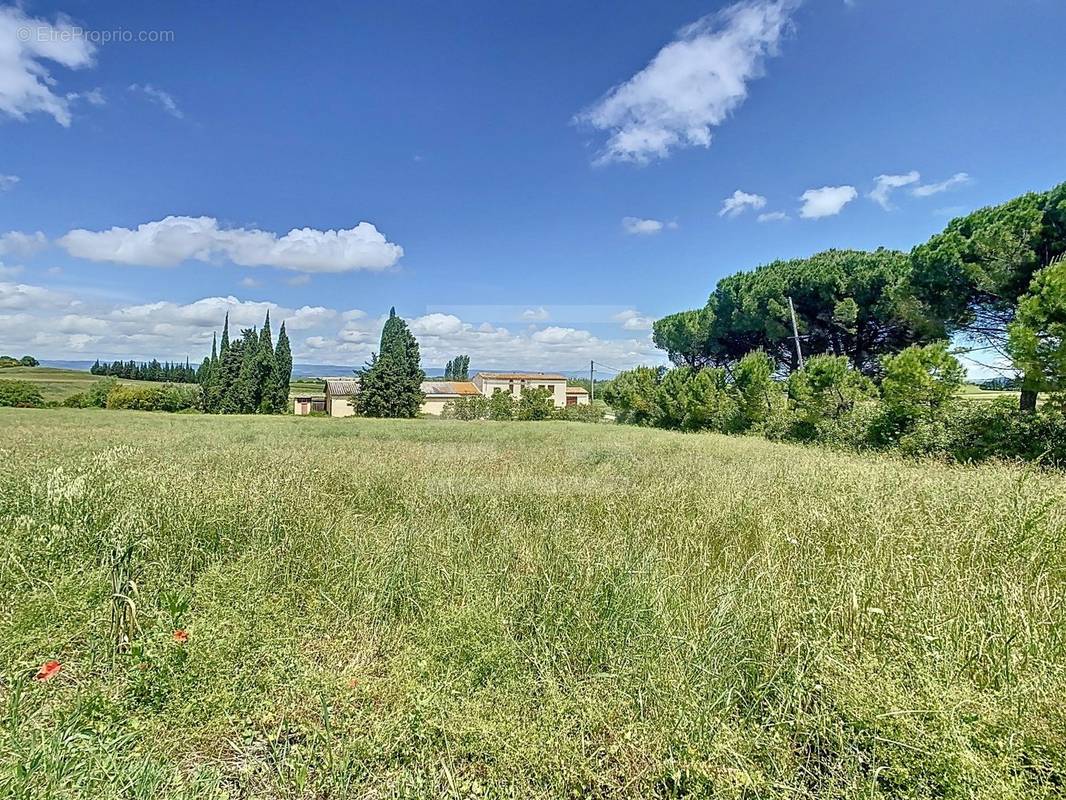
left=198, top=312, right=292, bottom=414
left=443, top=355, right=470, bottom=380
left=608, top=182, right=1066, bottom=465
left=652, top=181, right=1066, bottom=411
left=90, top=359, right=198, bottom=384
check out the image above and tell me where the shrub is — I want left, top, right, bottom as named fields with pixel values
left=62, top=392, right=89, bottom=408
left=0, top=379, right=45, bottom=408
left=20, top=355, right=39, bottom=367
left=106, top=383, right=201, bottom=412
left=787, top=355, right=877, bottom=441
left=554, top=400, right=607, bottom=423
left=441, top=395, right=489, bottom=420
left=601, top=366, right=662, bottom=426
left=515, top=386, right=554, bottom=421
left=487, top=389, right=515, bottom=421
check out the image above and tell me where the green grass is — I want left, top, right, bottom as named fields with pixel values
left=0, top=410, right=1064, bottom=798
left=0, top=367, right=193, bottom=403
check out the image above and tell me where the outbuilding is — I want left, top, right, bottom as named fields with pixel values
left=324, top=378, right=359, bottom=417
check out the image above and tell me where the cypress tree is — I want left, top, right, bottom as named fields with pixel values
left=257, top=312, right=277, bottom=413
left=234, top=327, right=260, bottom=413
left=220, top=312, right=230, bottom=355
left=274, top=321, right=292, bottom=412
left=356, top=308, right=425, bottom=418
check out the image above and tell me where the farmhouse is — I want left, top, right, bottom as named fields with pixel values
left=472, top=372, right=569, bottom=408
left=295, top=371, right=588, bottom=416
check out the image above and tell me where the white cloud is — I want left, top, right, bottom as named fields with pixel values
left=757, top=211, right=788, bottom=222
left=410, top=312, right=466, bottom=337
left=911, top=172, right=971, bottom=197
left=0, top=6, right=96, bottom=126
left=128, top=83, right=183, bottom=119
left=622, top=217, right=666, bottom=235
left=799, top=185, right=857, bottom=219
left=0, top=281, right=76, bottom=310
left=0, top=263, right=23, bottom=278
left=613, top=309, right=654, bottom=331
left=239, top=276, right=261, bottom=288
left=868, top=170, right=920, bottom=210
left=574, top=0, right=797, bottom=165
left=58, top=215, right=404, bottom=273
left=521, top=307, right=550, bottom=321
left=68, top=87, right=105, bottom=106
left=719, top=190, right=767, bottom=218
left=0, top=174, right=19, bottom=191
left=0, top=231, right=48, bottom=257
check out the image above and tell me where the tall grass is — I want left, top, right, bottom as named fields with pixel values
left=0, top=409, right=1064, bottom=798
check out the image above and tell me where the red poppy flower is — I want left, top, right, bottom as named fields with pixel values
left=172, top=629, right=189, bottom=644
left=35, top=660, right=62, bottom=681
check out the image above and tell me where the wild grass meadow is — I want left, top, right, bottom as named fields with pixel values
left=1, top=409, right=1064, bottom=798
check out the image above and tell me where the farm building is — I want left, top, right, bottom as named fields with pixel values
left=565, top=386, right=590, bottom=406
left=292, top=396, right=326, bottom=415
left=420, top=380, right=480, bottom=416
left=471, top=372, right=569, bottom=408
left=323, top=378, right=359, bottom=417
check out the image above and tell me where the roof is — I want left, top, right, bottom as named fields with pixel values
left=421, top=380, right=480, bottom=397
left=475, top=372, right=566, bottom=381
left=566, top=386, right=589, bottom=395
left=324, top=378, right=360, bottom=396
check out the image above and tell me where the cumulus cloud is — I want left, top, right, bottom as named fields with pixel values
left=0, top=174, right=19, bottom=191
left=0, top=6, right=96, bottom=126
left=128, top=83, right=183, bottom=118
left=58, top=215, right=404, bottom=273
left=799, top=185, right=857, bottom=219
left=2, top=282, right=668, bottom=370
left=757, top=211, right=788, bottom=222
left=911, top=172, right=971, bottom=197
left=613, top=309, right=655, bottom=331
left=868, top=171, right=920, bottom=210
left=574, top=0, right=797, bottom=165
left=521, top=307, right=550, bottom=321
left=719, top=190, right=767, bottom=218
left=0, top=231, right=48, bottom=257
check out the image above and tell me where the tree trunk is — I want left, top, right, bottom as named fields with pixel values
left=1019, top=389, right=1038, bottom=412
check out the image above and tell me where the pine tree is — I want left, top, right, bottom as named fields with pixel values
left=219, top=337, right=245, bottom=413
left=356, top=308, right=425, bottom=418
left=274, top=321, right=292, bottom=412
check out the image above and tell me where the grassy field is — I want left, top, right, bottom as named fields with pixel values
left=0, top=410, right=1064, bottom=798
left=0, top=367, right=194, bottom=403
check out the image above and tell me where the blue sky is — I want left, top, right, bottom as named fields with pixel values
left=2, top=0, right=1065, bottom=371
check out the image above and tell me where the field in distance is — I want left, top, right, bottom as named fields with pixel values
left=1, top=409, right=1062, bottom=798
left=0, top=366, right=195, bottom=403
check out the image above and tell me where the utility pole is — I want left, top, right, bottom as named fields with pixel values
left=787, top=296, right=804, bottom=370
left=590, top=360, right=595, bottom=402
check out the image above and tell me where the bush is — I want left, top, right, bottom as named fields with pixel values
left=106, top=383, right=201, bottom=412
left=554, top=400, right=607, bottom=423
left=516, top=386, right=554, bottom=421
left=0, top=379, right=44, bottom=408
left=487, top=389, right=515, bottom=421
left=897, top=399, right=1066, bottom=467
left=441, top=395, right=489, bottom=420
